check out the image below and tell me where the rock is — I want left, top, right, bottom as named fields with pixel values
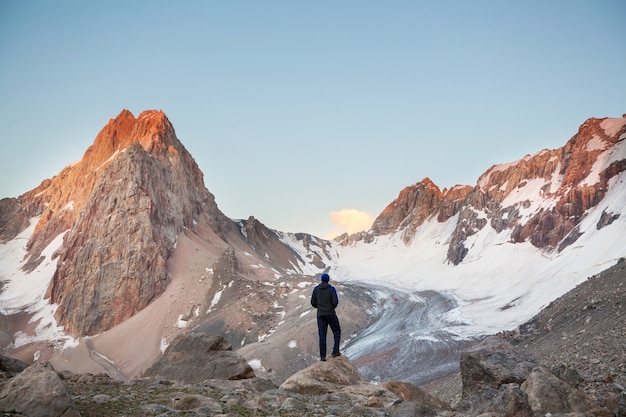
left=167, top=393, right=222, bottom=413
left=279, top=355, right=365, bottom=395
left=382, top=379, right=450, bottom=410
left=142, top=333, right=254, bottom=383
left=0, top=198, right=30, bottom=243
left=0, top=354, right=29, bottom=376
left=520, top=365, right=603, bottom=415
left=0, top=363, right=80, bottom=417
left=460, top=341, right=538, bottom=399
left=92, top=394, right=111, bottom=404
left=139, top=403, right=174, bottom=414
left=458, top=383, right=533, bottom=417
left=279, top=356, right=402, bottom=409
left=341, top=383, right=400, bottom=408
left=387, top=400, right=440, bottom=417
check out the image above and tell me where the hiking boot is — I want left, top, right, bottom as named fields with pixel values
left=331, top=352, right=341, bottom=357
left=320, top=358, right=327, bottom=361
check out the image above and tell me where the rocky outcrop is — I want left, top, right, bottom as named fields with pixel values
left=454, top=335, right=612, bottom=416
left=0, top=363, right=80, bottom=417
left=0, top=198, right=30, bottom=243
left=142, top=333, right=254, bottom=383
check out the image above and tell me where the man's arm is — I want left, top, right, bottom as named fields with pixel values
left=331, top=287, right=338, bottom=308
left=311, top=288, right=318, bottom=308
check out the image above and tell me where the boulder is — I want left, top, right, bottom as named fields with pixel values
left=521, top=366, right=602, bottom=415
left=142, top=333, right=254, bottom=383
left=381, top=380, right=450, bottom=410
left=0, top=354, right=29, bottom=376
left=460, top=340, right=538, bottom=399
left=388, top=400, right=440, bottom=417
left=279, top=355, right=365, bottom=395
left=0, top=363, right=80, bottom=417
left=458, top=383, right=534, bottom=417
left=279, top=356, right=401, bottom=408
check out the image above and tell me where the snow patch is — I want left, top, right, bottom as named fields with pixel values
left=0, top=218, right=76, bottom=349
left=248, top=359, right=265, bottom=371
left=176, top=314, right=188, bottom=328
left=160, top=337, right=169, bottom=354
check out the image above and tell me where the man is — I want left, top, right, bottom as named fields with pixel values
left=310, top=273, right=341, bottom=361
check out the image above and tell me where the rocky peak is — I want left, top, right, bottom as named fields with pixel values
left=0, top=109, right=230, bottom=336
left=366, top=115, right=626, bottom=264
left=13, top=109, right=209, bottom=270
left=371, top=177, right=443, bottom=241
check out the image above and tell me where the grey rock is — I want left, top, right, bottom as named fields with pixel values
left=142, top=333, right=254, bottom=383
left=460, top=343, right=538, bottom=399
left=521, top=366, right=598, bottom=415
left=0, top=364, right=80, bottom=417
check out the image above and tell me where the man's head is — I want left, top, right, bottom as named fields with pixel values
left=321, top=273, right=330, bottom=282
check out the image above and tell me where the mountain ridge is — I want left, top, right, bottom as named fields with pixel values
left=1, top=110, right=624, bottom=388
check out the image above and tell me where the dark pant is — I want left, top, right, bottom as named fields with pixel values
left=317, top=314, right=341, bottom=359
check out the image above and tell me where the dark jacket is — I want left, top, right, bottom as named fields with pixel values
left=311, top=282, right=339, bottom=316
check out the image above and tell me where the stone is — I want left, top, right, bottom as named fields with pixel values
left=279, top=355, right=365, bottom=395
left=168, top=393, right=222, bottom=413
left=382, top=380, right=450, bottom=410
left=0, top=354, right=29, bottom=375
left=142, top=332, right=254, bottom=383
left=460, top=341, right=538, bottom=399
left=0, top=364, right=80, bottom=417
left=521, top=366, right=600, bottom=415
left=459, top=383, right=534, bottom=417
left=387, top=400, right=440, bottom=417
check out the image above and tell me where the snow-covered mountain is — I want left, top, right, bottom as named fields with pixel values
left=0, top=110, right=624, bottom=385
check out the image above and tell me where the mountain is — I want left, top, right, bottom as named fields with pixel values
left=0, top=110, right=624, bottom=387
left=0, top=109, right=331, bottom=378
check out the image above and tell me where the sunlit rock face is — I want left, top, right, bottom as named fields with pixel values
left=345, top=116, right=626, bottom=265
left=3, top=110, right=225, bottom=336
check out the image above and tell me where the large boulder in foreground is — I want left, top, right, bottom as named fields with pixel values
left=279, top=355, right=365, bottom=395
left=0, top=363, right=80, bottom=417
left=279, top=356, right=400, bottom=409
left=142, top=333, right=254, bottom=383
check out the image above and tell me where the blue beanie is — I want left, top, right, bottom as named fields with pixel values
left=321, top=273, right=330, bottom=282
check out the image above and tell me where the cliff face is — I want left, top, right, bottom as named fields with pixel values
left=4, top=110, right=230, bottom=336
left=358, top=116, right=626, bottom=265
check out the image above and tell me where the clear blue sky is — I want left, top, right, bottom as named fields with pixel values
left=1, top=1, right=625, bottom=238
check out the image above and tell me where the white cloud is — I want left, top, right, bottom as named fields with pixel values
left=327, top=209, right=374, bottom=239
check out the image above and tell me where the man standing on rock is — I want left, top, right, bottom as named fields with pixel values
left=311, top=273, right=341, bottom=361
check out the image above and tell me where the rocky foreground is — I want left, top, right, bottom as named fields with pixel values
left=1, top=260, right=625, bottom=416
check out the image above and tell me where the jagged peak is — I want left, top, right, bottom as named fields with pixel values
left=82, top=109, right=180, bottom=172
left=417, top=177, right=441, bottom=193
